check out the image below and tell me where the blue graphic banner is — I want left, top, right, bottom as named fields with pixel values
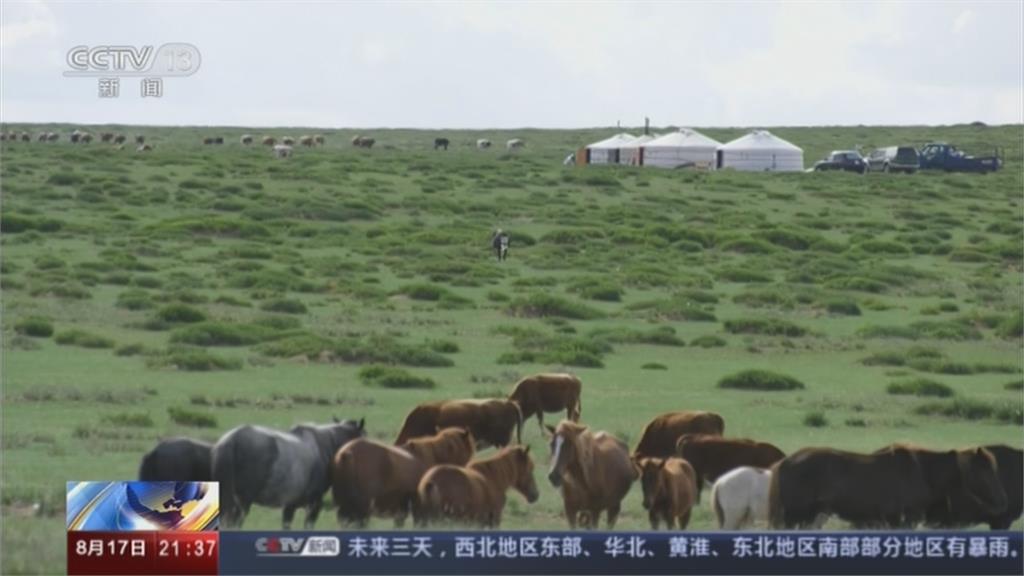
left=218, top=531, right=1023, bottom=575
left=66, top=481, right=219, bottom=532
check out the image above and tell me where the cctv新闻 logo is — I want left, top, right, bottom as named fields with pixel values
left=64, top=44, right=201, bottom=77
left=255, top=536, right=339, bottom=557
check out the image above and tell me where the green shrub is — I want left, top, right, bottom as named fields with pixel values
left=690, top=335, right=727, bottom=348
left=589, top=326, right=684, bottom=347
left=486, top=291, right=510, bottom=302
left=641, top=363, right=668, bottom=370
left=333, top=336, right=455, bottom=367
left=14, top=317, right=53, bottom=338
left=844, top=418, right=867, bottom=428
left=724, top=318, right=807, bottom=337
left=428, top=340, right=460, bottom=354
left=1004, top=380, right=1024, bottom=391
left=260, top=298, right=308, bottom=314
left=627, top=297, right=717, bottom=322
left=256, top=334, right=335, bottom=358
left=718, top=369, right=805, bottom=391
left=167, top=406, right=218, bottom=427
left=803, top=412, right=828, bottom=428
left=116, top=289, right=154, bottom=310
left=358, top=365, right=436, bottom=389
left=156, top=304, right=207, bottom=323
left=102, top=412, right=154, bottom=427
left=115, top=343, right=147, bottom=356
left=169, top=322, right=285, bottom=346
left=507, top=294, right=605, bottom=320
left=55, top=329, right=115, bottom=349
left=716, top=268, right=772, bottom=283
left=824, top=298, right=861, bottom=316
left=887, top=378, right=955, bottom=398
left=146, top=347, right=242, bottom=371
left=997, top=311, right=1023, bottom=339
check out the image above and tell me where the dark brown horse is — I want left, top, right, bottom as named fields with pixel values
left=770, top=445, right=1007, bottom=529
left=546, top=420, right=636, bottom=529
left=633, top=411, right=725, bottom=458
left=434, top=137, right=449, bottom=150
left=676, top=434, right=785, bottom=490
left=508, top=373, right=582, bottom=434
left=415, top=445, right=539, bottom=527
left=395, top=399, right=522, bottom=448
left=637, top=457, right=699, bottom=530
left=332, top=428, right=475, bottom=528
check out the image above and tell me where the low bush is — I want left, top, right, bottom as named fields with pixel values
left=641, top=363, right=668, bottom=370
left=260, top=298, right=308, bottom=314
left=507, top=294, right=605, bottom=320
left=718, top=369, right=805, bottom=391
left=167, top=406, right=218, bottom=427
left=886, top=378, right=955, bottom=398
left=690, top=335, right=727, bottom=348
left=14, top=317, right=53, bottom=338
left=803, top=412, right=828, bottom=427
left=102, top=412, right=154, bottom=428
left=358, top=365, right=436, bottom=389
left=724, top=318, right=808, bottom=337
left=156, top=304, right=207, bottom=324
left=146, top=347, right=242, bottom=371
left=55, top=329, right=115, bottom=349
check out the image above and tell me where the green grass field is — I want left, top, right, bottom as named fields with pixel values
left=2, top=123, right=1022, bottom=574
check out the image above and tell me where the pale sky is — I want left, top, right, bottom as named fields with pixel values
left=1, top=1, right=1021, bottom=128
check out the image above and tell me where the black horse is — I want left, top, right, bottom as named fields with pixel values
left=139, top=437, right=213, bottom=482
left=434, top=137, right=449, bottom=151
left=212, top=418, right=366, bottom=529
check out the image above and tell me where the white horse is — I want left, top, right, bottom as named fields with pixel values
left=477, top=139, right=492, bottom=149
left=506, top=138, right=524, bottom=150
left=273, top=144, right=293, bottom=158
left=711, top=466, right=771, bottom=530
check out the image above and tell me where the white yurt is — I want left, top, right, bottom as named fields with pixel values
left=717, top=130, right=804, bottom=172
left=640, top=128, right=722, bottom=169
left=617, top=134, right=659, bottom=166
left=586, top=133, right=636, bottom=165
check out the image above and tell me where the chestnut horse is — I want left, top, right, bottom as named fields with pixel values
left=508, top=373, right=582, bottom=434
left=395, top=399, right=522, bottom=448
left=546, top=420, right=636, bottom=529
left=633, top=411, right=725, bottom=458
left=637, top=456, right=699, bottom=530
left=415, top=445, right=539, bottom=527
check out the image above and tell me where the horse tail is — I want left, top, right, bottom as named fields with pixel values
left=511, top=401, right=523, bottom=445
left=333, top=450, right=365, bottom=524
left=768, top=463, right=784, bottom=529
left=418, top=479, right=443, bottom=526
left=573, top=390, right=582, bottom=422
left=711, top=482, right=725, bottom=529
left=212, top=437, right=242, bottom=527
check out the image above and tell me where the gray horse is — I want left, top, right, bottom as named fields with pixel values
left=212, top=417, right=366, bottom=529
left=139, top=437, right=213, bottom=481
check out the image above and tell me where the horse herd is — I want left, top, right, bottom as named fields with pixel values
left=138, top=373, right=1022, bottom=532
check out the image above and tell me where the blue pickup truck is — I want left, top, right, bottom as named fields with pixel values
left=918, top=142, right=1002, bottom=173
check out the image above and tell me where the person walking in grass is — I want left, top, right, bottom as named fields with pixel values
left=492, top=228, right=510, bottom=262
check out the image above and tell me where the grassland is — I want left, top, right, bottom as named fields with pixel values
left=2, top=123, right=1022, bottom=574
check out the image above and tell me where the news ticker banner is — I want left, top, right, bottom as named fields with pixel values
left=66, top=482, right=1022, bottom=575
left=67, top=481, right=218, bottom=575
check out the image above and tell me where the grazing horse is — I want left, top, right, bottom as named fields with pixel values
left=70, top=130, right=82, bottom=143
left=299, top=135, right=315, bottom=147
left=240, top=134, right=254, bottom=145
left=47, top=132, right=59, bottom=142
left=135, top=135, right=145, bottom=144
left=506, top=138, right=524, bottom=150
left=333, top=428, right=475, bottom=527
left=203, top=137, right=214, bottom=145
left=137, top=144, right=154, bottom=152
left=113, top=134, right=126, bottom=144
left=546, top=420, right=636, bottom=529
left=212, top=418, right=366, bottom=529
left=100, top=132, right=114, bottom=142
left=676, top=434, right=785, bottom=491
left=508, top=373, right=582, bottom=434
left=433, top=137, right=449, bottom=150
left=415, top=445, right=539, bottom=527
left=476, top=139, right=491, bottom=149
left=262, top=136, right=276, bottom=146
left=633, top=411, right=724, bottom=458
left=139, top=437, right=212, bottom=481
left=282, top=136, right=295, bottom=146
left=637, top=457, right=698, bottom=530
left=37, top=132, right=49, bottom=142
left=395, top=399, right=522, bottom=448
left=314, top=135, right=325, bottom=146
left=770, top=445, right=1007, bottom=529
left=273, top=144, right=293, bottom=158
left=711, top=466, right=772, bottom=530
left=352, top=135, right=375, bottom=148
left=80, top=133, right=92, bottom=143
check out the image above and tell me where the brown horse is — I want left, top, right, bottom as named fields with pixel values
left=262, top=136, right=276, bottom=146
left=637, top=457, right=699, bottom=530
left=415, top=445, right=539, bottom=527
left=508, top=373, right=582, bottom=433
left=399, top=427, right=476, bottom=469
left=299, top=135, right=315, bottom=147
left=332, top=429, right=475, bottom=528
left=676, top=434, right=785, bottom=490
left=546, top=420, right=636, bottom=529
left=633, top=411, right=724, bottom=458
left=395, top=399, right=522, bottom=448
left=352, top=135, right=375, bottom=148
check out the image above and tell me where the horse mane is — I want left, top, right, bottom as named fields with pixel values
left=470, top=447, right=521, bottom=492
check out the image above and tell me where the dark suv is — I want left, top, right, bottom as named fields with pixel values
left=812, top=150, right=867, bottom=174
left=866, top=146, right=919, bottom=174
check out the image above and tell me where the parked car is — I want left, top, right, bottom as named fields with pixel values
left=812, top=150, right=867, bottom=174
left=866, top=146, right=919, bottom=174
left=917, top=142, right=1001, bottom=173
